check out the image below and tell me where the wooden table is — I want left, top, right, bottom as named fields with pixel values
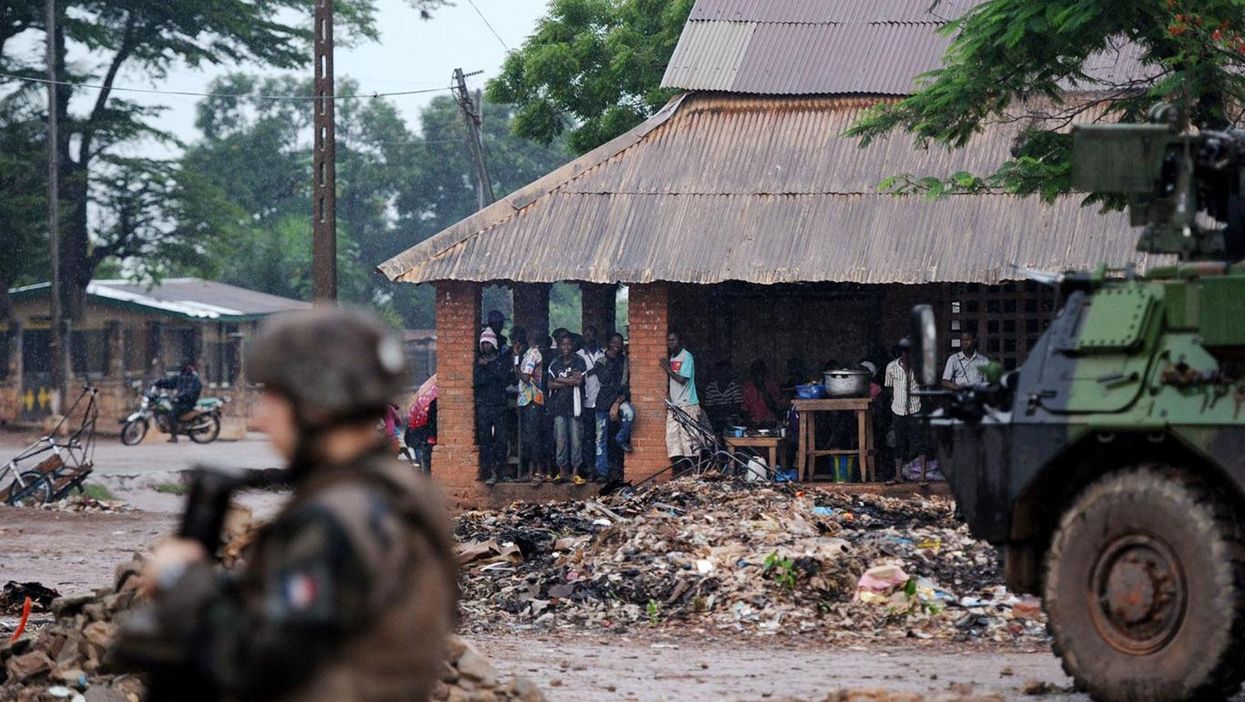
left=792, top=398, right=875, bottom=482
left=723, top=435, right=783, bottom=472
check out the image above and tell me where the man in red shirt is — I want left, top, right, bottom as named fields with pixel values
left=741, top=360, right=783, bottom=428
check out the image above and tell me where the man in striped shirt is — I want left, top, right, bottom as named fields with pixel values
left=702, top=360, right=743, bottom=432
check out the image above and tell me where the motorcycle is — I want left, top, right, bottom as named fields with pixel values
left=120, top=383, right=227, bottom=446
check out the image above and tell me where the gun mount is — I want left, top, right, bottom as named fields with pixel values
left=1072, top=104, right=1245, bottom=260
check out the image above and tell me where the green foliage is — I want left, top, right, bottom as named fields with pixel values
left=0, top=98, right=47, bottom=317
left=645, top=598, right=662, bottom=624
left=763, top=552, right=798, bottom=591
left=486, top=0, right=695, bottom=154
left=79, top=483, right=117, bottom=501
left=846, top=0, right=1245, bottom=201
left=153, top=481, right=189, bottom=496
left=0, top=0, right=443, bottom=318
left=549, top=282, right=582, bottom=333
left=179, top=74, right=569, bottom=329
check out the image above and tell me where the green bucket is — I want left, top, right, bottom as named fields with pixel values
left=832, top=456, right=855, bottom=483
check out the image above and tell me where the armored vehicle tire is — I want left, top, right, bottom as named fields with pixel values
left=1045, top=467, right=1245, bottom=701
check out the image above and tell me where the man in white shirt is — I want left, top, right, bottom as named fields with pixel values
left=883, top=338, right=924, bottom=481
left=576, top=325, right=606, bottom=480
left=942, top=331, right=990, bottom=390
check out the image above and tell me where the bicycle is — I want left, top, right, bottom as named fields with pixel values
left=0, top=384, right=99, bottom=507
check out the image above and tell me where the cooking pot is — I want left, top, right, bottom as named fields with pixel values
left=824, top=368, right=871, bottom=397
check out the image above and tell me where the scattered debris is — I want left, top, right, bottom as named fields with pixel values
left=455, top=479, right=1046, bottom=643
left=768, top=688, right=1004, bottom=702
left=1021, top=680, right=1060, bottom=696
left=1, top=583, right=60, bottom=616
left=38, top=497, right=132, bottom=514
left=1, top=541, right=544, bottom=702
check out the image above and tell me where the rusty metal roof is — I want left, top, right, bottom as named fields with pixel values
left=663, top=0, right=967, bottom=95
left=379, top=94, right=1162, bottom=287
left=662, top=0, right=1146, bottom=95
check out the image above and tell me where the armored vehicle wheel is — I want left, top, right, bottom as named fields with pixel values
left=1045, top=467, right=1245, bottom=701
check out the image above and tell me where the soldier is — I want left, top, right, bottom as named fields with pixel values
left=113, top=308, right=458, bottom=702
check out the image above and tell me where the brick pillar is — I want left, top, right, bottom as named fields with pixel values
left=627, top=282, right=671, bottom=483
left=105, top=320, right=125, bottom=379
left=431, top=281, right=482, bottom=505
left=512, top=283, right=550, bottom=346
left=581, top=283, right=617, bottom=336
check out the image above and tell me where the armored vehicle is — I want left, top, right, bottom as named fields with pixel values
left=914, top=105, right=1245, bottom=701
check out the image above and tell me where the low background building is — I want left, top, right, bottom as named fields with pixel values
left=0, top=278, right=311, bottom=434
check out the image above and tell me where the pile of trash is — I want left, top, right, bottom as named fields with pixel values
left=1, top=554, right=543, bottom=702
left=1, top=584, right=60, bottom=616
left=455, top=480, right=1046, bottom=643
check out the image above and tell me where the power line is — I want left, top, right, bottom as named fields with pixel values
left=0, top=71, right=454, bottom=101
left=464, top=0, right=509, bottom=52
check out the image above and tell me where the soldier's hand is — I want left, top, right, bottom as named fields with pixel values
left=142, top=537, right=208, bottom=595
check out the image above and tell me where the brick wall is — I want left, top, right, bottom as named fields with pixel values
left=627, top=282, right=671, bottom=483
left=430, top=281, right=483, bottom=507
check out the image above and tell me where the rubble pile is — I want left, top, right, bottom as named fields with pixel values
left=434, top=636, right=545, bottom=702
left=455, top=480, right=1045, bottom=642
left=0, top=558, right=147, bottom=702
left=1, top=557, right=543, bottom=702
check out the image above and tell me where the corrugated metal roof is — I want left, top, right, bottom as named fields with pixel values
left=663, top=0, right=1148, bottom=95
left=688, top=0, right=978, bottom=24
left=379, top=94, right=1162, bottom=287
left=9, top=278, right=311, bottom=321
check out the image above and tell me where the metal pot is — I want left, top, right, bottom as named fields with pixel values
left=823, top=368, right=871, bottom=397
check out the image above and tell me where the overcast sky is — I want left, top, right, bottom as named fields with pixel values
left=14, top=0, right=549, bottom=156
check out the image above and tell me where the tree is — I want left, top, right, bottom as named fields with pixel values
left=846, top=0, right=1245, bottom=202
left=179, top=75, right=570, bottom=329
left=486, top=0, right=694, bottom=155
left=0, top=0, right=444, bottom=323
left=0, top=98, right=46, bottom=321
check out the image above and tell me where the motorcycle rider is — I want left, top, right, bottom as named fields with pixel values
left=112, top=307, right=458, bottom=701
left=154, top=362, right=202, bottom=443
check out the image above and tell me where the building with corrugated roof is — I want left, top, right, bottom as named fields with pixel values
left=380, top=0, right=1152, bottom=504
left=0, top=278, right=311, bottom=432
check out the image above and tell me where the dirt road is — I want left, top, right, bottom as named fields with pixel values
left=0, top=432, right=282, bottom=477
left=475, top=632, right=1082, bottom=701
left=0, top=507, right=173, bottom=594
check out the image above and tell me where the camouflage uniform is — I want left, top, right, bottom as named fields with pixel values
left=149, top=453, right=455, bottom=702
left=113, top=309, right=457, bottom=702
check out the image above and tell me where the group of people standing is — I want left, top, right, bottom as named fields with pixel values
left=474, top=311, right=635, bottom=486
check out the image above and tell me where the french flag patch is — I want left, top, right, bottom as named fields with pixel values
left=284, top=573, right=319, bottom=610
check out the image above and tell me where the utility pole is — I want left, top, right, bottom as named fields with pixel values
left=46, top=0, right=68, bottom=413
left=452, top=68, right=495, bottom=209
left=312, top=0, right=337, bottom=303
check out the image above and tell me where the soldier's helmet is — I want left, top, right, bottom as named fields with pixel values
left=247, top=307, right=407, bottom=425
